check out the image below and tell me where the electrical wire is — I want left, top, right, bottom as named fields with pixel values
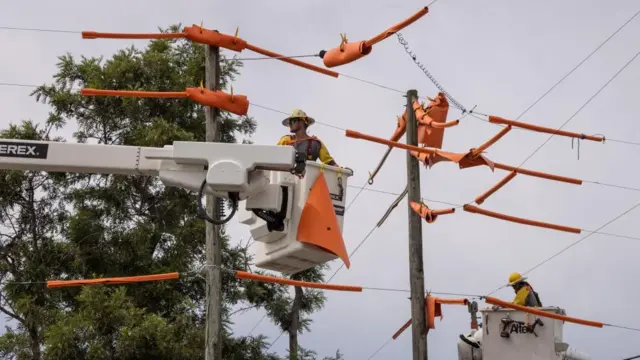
left=486, top=200, right=640, bottom=296
left=513, top=7, right=640, bottom=122
left=515, top=48, right=640, bottom=169
left=0, top=26, right=80, bottom=34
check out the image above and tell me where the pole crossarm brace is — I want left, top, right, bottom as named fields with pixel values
left=82, top=25, right=339, bottom=78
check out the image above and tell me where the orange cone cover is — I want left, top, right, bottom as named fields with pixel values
left=297, top=173, right=351, bottom=268
left=185, top=88, right=249, bottom=116
left=322, top=41, right=373, bottom=68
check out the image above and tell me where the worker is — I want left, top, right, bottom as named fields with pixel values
left=277, top=109, right=337, bottom=166
left=508, top=272, right=542, bottom=307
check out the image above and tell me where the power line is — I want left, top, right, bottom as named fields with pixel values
left=0, top=26, right=79, bottom=34
left=516, top=48, right=640, bottom=169
left=513, top=7, right=640, bottom=122
left=486, top=200, right=640, bottom=296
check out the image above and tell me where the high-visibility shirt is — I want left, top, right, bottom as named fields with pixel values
left=513, top=284, right=542, bottom=307
left=277, top=135, right=336, bottom=166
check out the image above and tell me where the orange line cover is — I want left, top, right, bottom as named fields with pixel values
left=485, top=296, right=604, bottom=328
left=322, top=7, right=429, bottom=68
left=393, top=296, right=468, bottom=339
left=47, top=272, right=179, bottom=288
left=475, top=171, right=517, bottom=205
left=83, top=26, right=338, bottom=78
left=463, top=204, right=581, bottom=234
left=234, top=271, right=362, bottom=292
left=347, top=128, right=581, bottom=185
left=488, top=116, right=605, bottom=142
left=81, top=87, right=250, bottom=116
left=409, top=201, right=455, bottom=223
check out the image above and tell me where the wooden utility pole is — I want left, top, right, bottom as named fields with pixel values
left=405, top=89, right=428, bottom=360
left=204, top=44, right=223, bottom=360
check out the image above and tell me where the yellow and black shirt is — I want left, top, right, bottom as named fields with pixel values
left=277, top=135, right=336, bottom=166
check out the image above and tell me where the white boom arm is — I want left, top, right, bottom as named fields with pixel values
left=0, top=139, right=353, bottom=274
left=0, top=139, right=301, bottom=200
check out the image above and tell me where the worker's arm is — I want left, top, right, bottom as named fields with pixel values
left=512, top=287, right=530, bottom=306
left=318, top=141, right=337, bottom=166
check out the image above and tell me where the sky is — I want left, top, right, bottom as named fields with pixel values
left=1, top=0, right=640, bottom=359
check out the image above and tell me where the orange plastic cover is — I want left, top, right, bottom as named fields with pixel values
left=185, top=88, right=249, bottom=116
left=322, top=41, right=373, bottom=68
left=365, top=7, right=429, bottom=47
left=47, top=272, right=179, bottom=288
left=415, top=93, right=450, bottom=148
left=297, top=173, right=350, bottom=269
left=235, top=270, right=362, bottom=292
left=183, top=25, right=248, bottom=52
left=409, top=201, right=455, bottom=223
left=485, top=297, right=604, bottom=328
left=393, top=295, right=468, bottom=339
left=390, top=112, right=407, bottom=142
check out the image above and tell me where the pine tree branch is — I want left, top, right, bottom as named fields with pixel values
left=0, top=303, right=25, bottom=324
left=230, top=305, right=259, bottom=316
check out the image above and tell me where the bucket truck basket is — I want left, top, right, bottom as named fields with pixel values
left=239, top=161, right=353, bottom=274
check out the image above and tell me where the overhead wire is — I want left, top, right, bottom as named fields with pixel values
left=3, top=12, right=640, bottom=356
left=485, top=200, right=640, bottom=297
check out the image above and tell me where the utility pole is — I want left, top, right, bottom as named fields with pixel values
left=204, top=44, right=223, bottom=360
left=405, top=89, right=428, bottom=360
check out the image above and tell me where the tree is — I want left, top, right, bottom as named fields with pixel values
left=259, top=265, right=328, bottom=360
left=0, top=24, right=284, bottom=360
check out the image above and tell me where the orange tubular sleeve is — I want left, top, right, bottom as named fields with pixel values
left=474, top=171, right=517, bottom=205
left=183, top=25, right=248, bottom=52
left=485, top=297, right=604, bottom=328
left=322, top=41, right=373, bottom=68
left=493, top=162, right=582, bottom=185
left=409, top=201, right=455, bottom=223
left=430, top=119, right=460, bottom=129
left=234, top=271, right=363, bottom=292
left=488, top=116, right=605, bottom=142
left=390, top=113, right=407, bottom=142
left=185, top=88, right=249, bottom=116
left=463, top=204, right=581, bottom=234
left=364, top=7, right=430, bottom=47
left=394, top=296, right=469, bottom=339
left=392, top=319, right=412, bottom=340
left=47, top=272, right=179, bottom=288
left=82, top=31, right=185, bottom=40
left=81, top=88, right=188, bottom=98
left=471, top=125, right=512, bottom=157
left=346, top=129, right=436, bottom=155
left=246, top=43, right=339, bottom=78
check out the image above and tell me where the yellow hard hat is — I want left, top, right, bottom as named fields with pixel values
left=508, top=272, right=527, bottom=286
left=282, top=108, right=315, bottom=127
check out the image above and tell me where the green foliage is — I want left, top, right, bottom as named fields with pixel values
left=0, top=23, right=342, bottom=360
left=0, top=24, right=279, bottom=360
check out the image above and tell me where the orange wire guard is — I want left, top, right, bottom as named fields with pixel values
left=485, top=297, right=604, bottom=328
left=47, top=272, right=179, bottom=288
left=82, top=25, right=338, bottom=78
left=81, top=87, right=250, bottom=116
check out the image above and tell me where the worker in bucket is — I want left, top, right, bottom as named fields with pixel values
left=508, top=272, right=542, bottom=307
left=277, top=109, right=338, bottom=166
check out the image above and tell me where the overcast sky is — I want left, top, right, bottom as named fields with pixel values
left=2, top=0, right=640, bottom=359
